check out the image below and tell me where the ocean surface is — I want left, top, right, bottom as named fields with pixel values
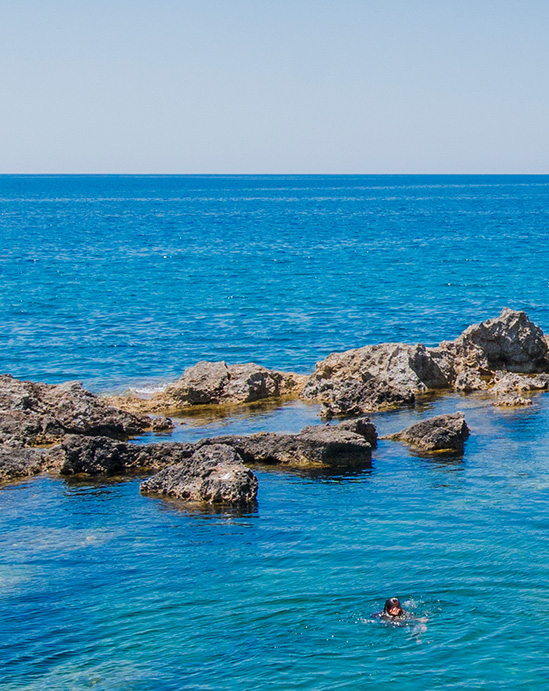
left=2, top=175, right=549, bottom=689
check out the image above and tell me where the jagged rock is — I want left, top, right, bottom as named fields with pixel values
left=302, top=375, right=415, bottom=419
left=332, top=416, right=378, bottom=448
left=198, top=422, right=373, bottom=467
left=387, top=412, right=470, bottom=452
left=151, top=416, right=175, bottom=433
left=302, top=343, right=449, bottom=401
left=491, top=371, right=549, bottom=395
left=453, top=370, right=488, bottom=392
left=58, top=434, right=196, bottom=476
left=110, top=361, right=307, bottom=413
left=0, top=375, right=149, bottom=448
left=489, top=371, right=549, bottom=407
left=0, top=446, right=59, bottom=483
left=433, top=309, right=548, bottom=380
left=140, top=444, right=258, bottom=505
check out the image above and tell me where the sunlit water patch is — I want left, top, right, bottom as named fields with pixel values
left=2, top=175, right=549, bottom=688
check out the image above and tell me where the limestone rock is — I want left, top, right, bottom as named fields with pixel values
left=387, top=412, right=470, bottom=452
left=113, top=361, right=307, bottom=412
left=453, top=370, right=488, bottom=392
left=493, top=393, right=532, bottom=408
left=303, top=343, right=449, bottom=397
left=434, top=309, right=548, bottom=380
left=151, top=416, right=175, bottom=433
left=0, top=446, right=58, bottom=483
left=58, top=434, right=195, bottom=476
left=332, top=416, right=378, bottom=448
left=0, top=374, right=148, bottom=448
left=302, top=374, right=415, bottom=419
left=140, top=444, right=258, bottom=505
left=491, top=371, right=549, bottom=395
left=199, top=422, right=373, bottom=468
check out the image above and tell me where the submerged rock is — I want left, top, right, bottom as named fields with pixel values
left=387, top=412, right=470, bottom=452
left=0, top=375, right=148, bottom=448
left=140, top=444, right=258, bottom=505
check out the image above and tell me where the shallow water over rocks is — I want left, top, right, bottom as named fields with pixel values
left=3, top=175, right=549, bottom=689
left=3, top=389, right=549, bottom=689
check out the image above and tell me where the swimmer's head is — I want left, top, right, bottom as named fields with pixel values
left=383, top=597, right=404, bottom=617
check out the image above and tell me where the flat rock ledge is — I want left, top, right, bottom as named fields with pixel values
left=109, top=361, right=307, bottom=414
left=385, top=413, right=470, bottom=453
left=140, top=444, right=258, bottom=505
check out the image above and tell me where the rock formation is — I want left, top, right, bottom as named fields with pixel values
left=110, top=361, right=307, bottom=414
left=140, top=444, right=258, bottom=505
left=301, top=309, right=549, bottom=416
left=433, top=308, right=549, bottom=381
left=0, top=374, right=148, bottom=448
left=200, top=423, right=373, bottom=468
left=386, top=413, right=470, bottom=452
left=489, top=371, right=549, bottom=407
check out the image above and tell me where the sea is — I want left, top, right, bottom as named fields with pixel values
left=1, top=175, right=549, bottom=689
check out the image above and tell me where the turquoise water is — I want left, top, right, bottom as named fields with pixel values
left=2, top=176, right=549, bottom=689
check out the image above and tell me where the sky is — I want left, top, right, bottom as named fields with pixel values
left=0, top=0, right=548, bottom=174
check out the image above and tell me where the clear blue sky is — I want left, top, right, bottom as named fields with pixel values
left=1, top=0, right=548, bottom=173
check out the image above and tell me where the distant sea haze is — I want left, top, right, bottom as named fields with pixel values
left=1, top=174, right=549, bottom=391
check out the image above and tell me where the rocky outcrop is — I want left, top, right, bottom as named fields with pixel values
left=198, top=422, right=373, bottom=467
left=0, top=446, right=59, bottom=483
left=0, top=375, right=149, bottom=448
left=303, top=343, right=448, bottom=397
left=490, top=371, right=549, bottom=407
left=332, top=416, right=378, bottom=448
left=140, top=444, right=258, bottom=505
left=386, top=413, right=470, bottom=452
left=11, top=415, right=377, bottom=485
left=433, top=309, right=549, bottom=381
left=110, top=361, right=307, bottom=414
left=301, top=310, right=549, bottom=417
left=453, top=370, right=488, bottom=392
left=303, top=375, right=415, bottom=420
left=58, top=435, right=195, bottom=476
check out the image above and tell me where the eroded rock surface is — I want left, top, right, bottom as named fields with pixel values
left=0, top=446, right=59, bottom=483
left=489, top=371, right=549, bottom=407
left=433, top=308, right=548, bottom=381
left=387, top=413, right=470, bottom=452
left=58, top=435, right=195, bottom=476
left=0, top=375, right=148, bottom=448
left=302, top=372, right=415, bottom=419
left=301, top=309, right=549, bottom=416
left=111, top=361, right=307, bottom=414
left=199, top=422, right=373, bottom=467
left=140, top=444, right=258, bottom=505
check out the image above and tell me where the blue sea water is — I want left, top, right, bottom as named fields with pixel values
left=2, top=175, right=549, bottom=689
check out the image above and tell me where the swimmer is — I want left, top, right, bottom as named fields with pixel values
left=382, top=597, right=405, bottom=619
left=372, top=597, right=407, bottom=621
